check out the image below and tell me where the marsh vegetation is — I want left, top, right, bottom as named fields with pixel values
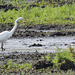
left=0, top=46, right=75, bottom=75
left=0, top=0, right=75, bottom=26
left=0, top=0, right=75, bottom=74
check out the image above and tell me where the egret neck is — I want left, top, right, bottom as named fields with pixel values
left=10, top=19, right=18, bottom=36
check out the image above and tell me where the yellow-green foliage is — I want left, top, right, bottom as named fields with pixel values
left=41, top=53, right=51, bottom=61
left=2, top=59, right=32, bottom=70
left=0, top=3, right=75, bottom=25
left=52, top=47, right=75, bottom=67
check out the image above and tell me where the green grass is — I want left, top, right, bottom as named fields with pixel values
left=0, top=0, right=75, bottom=5
left=1, top=59, right=32, bottom=74
left=0, top=0, right=75, bottom=26
left=52, top=47, right=74, bottom=67
left=0, top=2, right=75, bottom=26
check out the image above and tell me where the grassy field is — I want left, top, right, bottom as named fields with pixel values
left=0, top=0, right=75, bottom=26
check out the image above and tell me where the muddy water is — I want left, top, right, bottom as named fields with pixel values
left=0, top=36, right=75, bottom=54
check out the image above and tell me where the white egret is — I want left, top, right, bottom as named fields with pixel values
left=0, top=17, right=26, bottom=51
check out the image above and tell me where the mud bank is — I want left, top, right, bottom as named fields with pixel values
left=0, top=23, right=75, bottom=53
left=0, top=23, right=75, bottom=52
left=0, top=23, right=75, bottom=38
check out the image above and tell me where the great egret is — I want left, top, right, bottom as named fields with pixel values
left=0, top=17, right=25, bottom=51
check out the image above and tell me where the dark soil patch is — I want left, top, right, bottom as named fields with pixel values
left=29, top=43, right=43, bottom=47
left=60, top=59, right=75, bottom=70
left=34, top=59, right=53, bottom=69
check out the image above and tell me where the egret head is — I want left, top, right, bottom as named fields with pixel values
left=16, top=17, right=28, bottom=22
left=17, top=17, right=24, bottom=20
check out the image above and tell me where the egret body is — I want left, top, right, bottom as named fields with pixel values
left=0, top=17, right=24, bottom=51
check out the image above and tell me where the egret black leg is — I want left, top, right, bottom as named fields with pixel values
left=1, top=42, right=5, bottom=51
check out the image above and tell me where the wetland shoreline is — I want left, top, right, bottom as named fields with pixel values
left=0, top=24, right=75, bottom=74
left=0, top=23, right=75, bottom=38
left=0, top=1, right=75, bottom=74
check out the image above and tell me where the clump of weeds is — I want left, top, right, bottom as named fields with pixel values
left=0, top=59, right=32, bottom=74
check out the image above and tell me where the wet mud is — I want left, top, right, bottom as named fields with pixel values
left=0, top=23, right=75, bottom=53
left=0, top=23, right=75, bottom=38
left=0, top=34, right=75, bottom=55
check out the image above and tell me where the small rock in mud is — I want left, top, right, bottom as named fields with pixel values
left=64, top=44, right=68, bottom=46
left=36, top=39, right=43, bottom=41
left=29, top=43, right=43, bottom=47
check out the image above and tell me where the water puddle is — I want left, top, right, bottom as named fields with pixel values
left=0, top=36, right=75, bottom=54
